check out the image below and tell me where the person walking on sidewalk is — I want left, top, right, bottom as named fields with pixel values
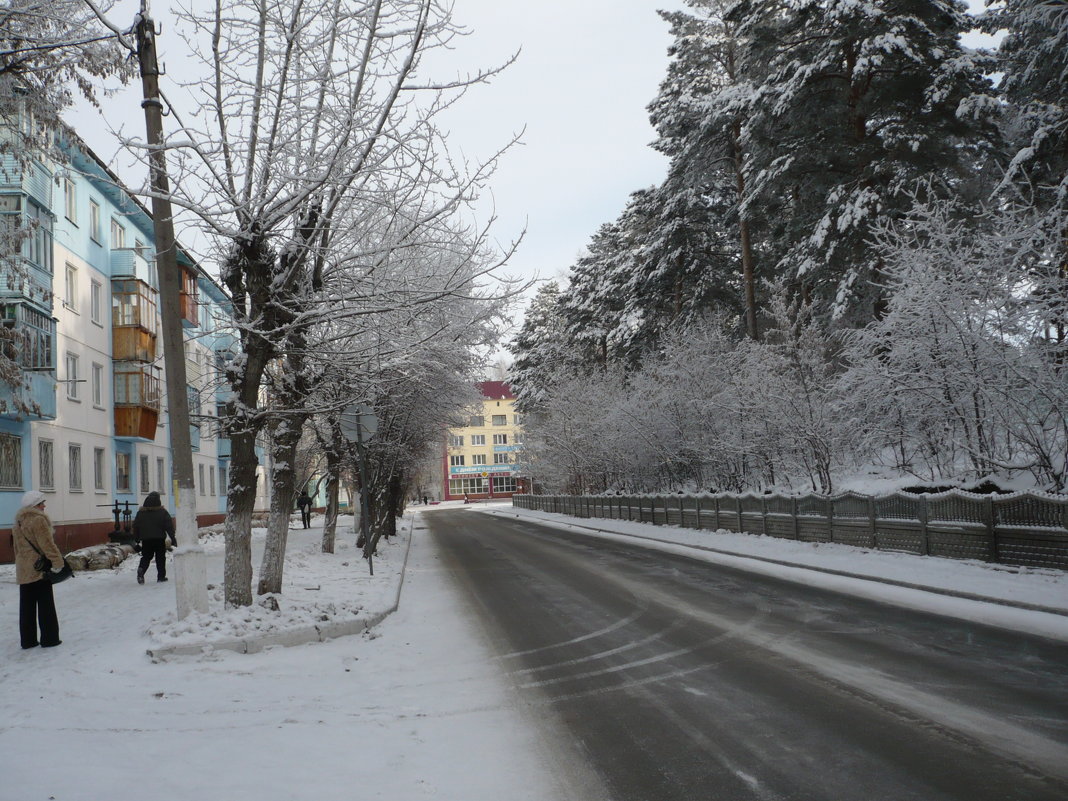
left=297, top=489, right=313, bottom=529
left=12, top=490, right=65, bottom=649
left=133, top=491, right=176, bottom=584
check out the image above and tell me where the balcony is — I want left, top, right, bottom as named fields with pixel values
left=111, top=278, right=157, bottom=363
left=0, top=301, right=56, bottom=420
left=180, top=265, right=199, bottom=328
left=113, top=364, right=161, bottom=440
left=110, top=247, right=153, bottom=282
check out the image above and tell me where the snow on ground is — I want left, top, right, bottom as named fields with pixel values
left=2, top=499, right=1065, bottom=801
left=0, top=510, right=587, bottom=801
left=473, top=501, right=1068, bottom=641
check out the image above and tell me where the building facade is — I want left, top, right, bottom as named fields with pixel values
left=0, top=133, right=268, bottom=562
left=442, top=381, right=525, bottom=501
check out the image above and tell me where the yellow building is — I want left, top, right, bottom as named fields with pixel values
left=443, top=381, right=525, bottom=500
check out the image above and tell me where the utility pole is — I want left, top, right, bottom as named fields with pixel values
left=134, top=2, right=205, bottom=616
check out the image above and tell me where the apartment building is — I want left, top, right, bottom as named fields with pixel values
left=0, top=132, right=268, bottom=561
left=442, top=381, right=526, bottom=501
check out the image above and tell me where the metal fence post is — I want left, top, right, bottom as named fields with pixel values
left=827, top=496, right=834, bottom=543
left=793, top=496, right=801, bottom=540
left=919, top=495, right=930, bottom=556
left=695, top=497, right=702, bottom=530
left=984, top=495, right=997, bottom=562
left=868, top=495, right=877, bottom=548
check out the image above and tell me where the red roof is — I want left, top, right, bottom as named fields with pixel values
left=478, top=380, right=515, bottom=400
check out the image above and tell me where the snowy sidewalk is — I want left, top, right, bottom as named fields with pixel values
left=0, top=512, right=585, bottom=801
left=474, top=502, right=1068, bottom=643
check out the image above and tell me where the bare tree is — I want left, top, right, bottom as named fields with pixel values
left=139, top=0, right=517, bottom=605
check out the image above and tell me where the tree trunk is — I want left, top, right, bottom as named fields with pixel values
left=321, top=471, right=339, bottom=554
left=224, top=427, right=258, bottom=607
left=258, top=422, right=302, bottom=595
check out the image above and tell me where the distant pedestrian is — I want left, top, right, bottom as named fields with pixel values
left=133, top=491, right=176, bottom=584
left=297, top=490, right=313, bottom=529
left=12, top=490, right=65, bottom=649
left=422, top=495, right=428, bottom=505
left=463, top=494, right=470, bottom=504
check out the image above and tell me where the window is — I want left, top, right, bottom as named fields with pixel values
left=110, top=217, right=126, bottom=249
left=493, top=453, right=510, bottom=464
left=0, top=433, right=22, bottom=488
left=91, top=362, right=103, bottom=406
left=492, top=415, right=507, bottom=426
left=90, top=279, right=102, bottom=324
left=3, top=302, right=54, bottom=371
left=198, top=464, right=206, bottom=495
left=89, top=200, right=101, bottom=243
left=157, top=457, right=166, bottom=495
left=514, top=414, right=525, bottom=426
left=450, top=455, right=465, bottom=467
left=493, top=434, right=508, bottom=445
left=494, top=476, right=519, bottom=494
left=26, top=201, right=52, bottom=272
left=448, top=435, right=464, bottom=448
left=514, top=433, right=524, bottom=445
left=471, top=454, right=487, bottom=465
left=140, top=454, right=150, bottom=494
left=65, top=352, right=79, bottom=400
left=209, top=465, right=216, bottom=496
left=449, top=477, right=488, bottom=496
left=469, top=415, right=484, bottom=427
left=219, top=464, right=227, bottom=497
left=470, top=434, right=486, bottom=446
left=94, top=447, right=106, bottom=491
left=116, top=452, right=131, bottom=493
left=64, top=264, right=78, bottom=310
left=64, top=177, right=77, bottom=222
left=69, top=444, right=82, bottom=491
left=39, top=439, right=54, bottom=489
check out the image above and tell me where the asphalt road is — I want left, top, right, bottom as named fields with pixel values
left=424, top=509, right=1068, bottom=801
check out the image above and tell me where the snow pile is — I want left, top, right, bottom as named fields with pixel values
left=146, top=522, right=406, bottom=648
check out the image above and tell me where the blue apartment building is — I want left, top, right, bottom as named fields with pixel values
left=1, top=132, right=239, bottom=561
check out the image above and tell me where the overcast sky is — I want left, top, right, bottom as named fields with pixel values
left=72, top=0, right=686, bottom=335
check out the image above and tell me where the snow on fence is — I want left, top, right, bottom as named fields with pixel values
left=512, top=490, right=1068, bottom=570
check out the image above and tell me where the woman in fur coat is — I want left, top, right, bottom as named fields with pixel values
left=12, top=490, right=65, bottom=649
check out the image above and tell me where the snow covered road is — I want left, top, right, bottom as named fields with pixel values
left=430, top=506, right=1068, bottom=801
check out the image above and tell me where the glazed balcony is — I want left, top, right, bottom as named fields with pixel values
left=180, top=266, right=199, bottom=328
left=111, top=278, right=157, bottom=363
left=0, top=301, right=56, bottom=420
left=113, top=364, right=161, bottom=441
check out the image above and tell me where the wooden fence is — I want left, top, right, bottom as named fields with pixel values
left=512, top=490, right=1068, bottom=570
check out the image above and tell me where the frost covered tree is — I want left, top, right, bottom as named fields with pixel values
left=148, top=0, right=516, bottom=606
left=727, top=0, right=1000, bottom=322
left=839, top=197, right=1068, bottom=490
left=650, top=0, right=760, bottom=338
left=0, top=0, right=130, bottom=162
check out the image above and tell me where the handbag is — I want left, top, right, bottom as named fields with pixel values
left=24, top=536, right=74, bottom=584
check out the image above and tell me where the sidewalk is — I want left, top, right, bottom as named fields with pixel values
left=474, top=502, right=1068, bottom=642
left=0, top=512, right=578, bottom=801
left=1, top=514, right=412, bottom=662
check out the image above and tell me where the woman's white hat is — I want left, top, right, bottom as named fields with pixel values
left=20, top=490, right=46, bottom=508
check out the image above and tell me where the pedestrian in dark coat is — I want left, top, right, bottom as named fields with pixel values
left=12, top=490, right=64, bottom=649
left=133, top=491, right=176, bottom=584
left=296, top=490, right=313, bottom=529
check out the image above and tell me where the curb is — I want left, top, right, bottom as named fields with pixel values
left=485, top=509, right=1068, bottom=618
left=147, top=518, right=416, bottom=661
